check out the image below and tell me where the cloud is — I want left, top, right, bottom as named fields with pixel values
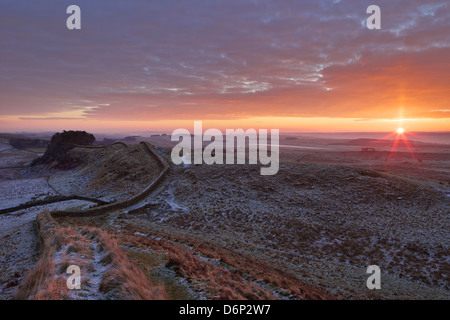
left=0, top=0, right=449, bottom=122
left=19, top=117, right=85, bottom=120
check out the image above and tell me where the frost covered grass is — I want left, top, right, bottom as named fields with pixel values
left=0, top=149, right=37, bottom=167
left=120, top=227, right=331, bottom=300
left=121, top=160, right=450, bottom=299
left=14, top=211, right=166, bottom=300
left=0, top=178, right=58, bottom=210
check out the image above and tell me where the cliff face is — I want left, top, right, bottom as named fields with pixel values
left=31, top=130, right=95, bottom=169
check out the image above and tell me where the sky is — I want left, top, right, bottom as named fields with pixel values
left=0, top=0, right=449, bottom=133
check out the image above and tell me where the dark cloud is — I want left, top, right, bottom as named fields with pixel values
left=0, top=0, right=449, bottom=121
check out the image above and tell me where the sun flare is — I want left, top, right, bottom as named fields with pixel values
left=396, top=128, right=405, bottom=134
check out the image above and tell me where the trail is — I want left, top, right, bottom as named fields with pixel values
left=0, top=142, right=170, bottom=299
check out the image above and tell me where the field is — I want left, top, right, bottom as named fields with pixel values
left=0, top=133, right=449, bottom=300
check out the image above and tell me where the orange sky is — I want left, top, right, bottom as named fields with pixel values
left=1, top=116, right=448, bottom=134
left=0, top=1, right=449, bottom=133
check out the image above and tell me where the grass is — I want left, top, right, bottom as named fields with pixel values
left=122, top=230, right=299, bottom=300
left=125, top=250, right=192, bottom=300
left=14, top=211, right=166, bottom=300
left=86, top=228, right=166, bottom=300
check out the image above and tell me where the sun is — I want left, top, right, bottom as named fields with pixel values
left=396, top=128, right=405, bottom=134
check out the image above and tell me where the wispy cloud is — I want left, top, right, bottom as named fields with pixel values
left=19, top=117, right=85, bottom=120
left=0, top=0, right=449, bottom=124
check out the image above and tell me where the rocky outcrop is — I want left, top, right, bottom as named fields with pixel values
left=31, top=131, right=95, bottom=169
